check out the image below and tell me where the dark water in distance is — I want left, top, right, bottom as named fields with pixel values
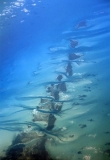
left=0, top=0, right=110, bottom=159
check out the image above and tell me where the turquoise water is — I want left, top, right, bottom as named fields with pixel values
left=0, top=0, right=110, bottom=159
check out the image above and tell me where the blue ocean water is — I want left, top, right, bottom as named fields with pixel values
left=0, top=0, right=110, bottom=159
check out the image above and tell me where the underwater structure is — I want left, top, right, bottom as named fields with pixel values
left=0, top=0, right=110, bottom=160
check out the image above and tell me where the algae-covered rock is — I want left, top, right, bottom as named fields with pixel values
left=46, top=114, right=56, bottom=130
left=0, top=132, right=53, bottom=160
